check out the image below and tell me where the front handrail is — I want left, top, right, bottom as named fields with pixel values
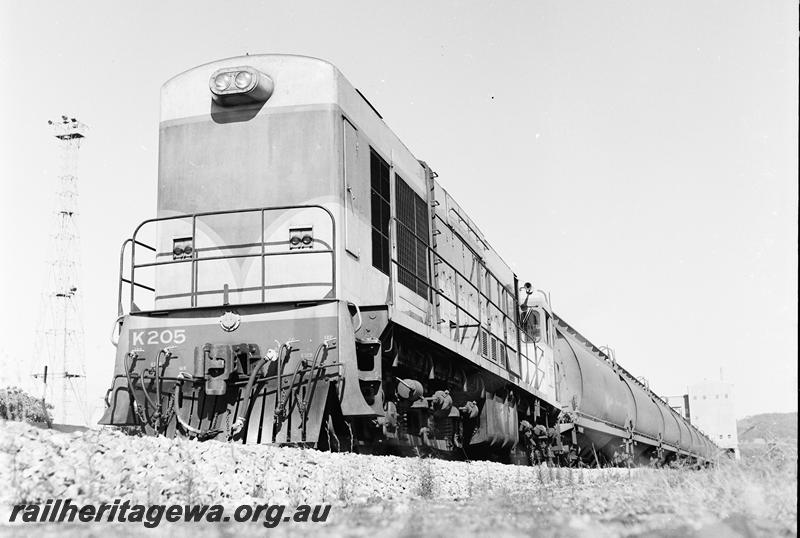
left=118, top=204, right=336, bottom=313
left=118, top=239, right=159, bottom=316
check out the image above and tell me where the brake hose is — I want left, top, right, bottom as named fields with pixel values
left=125, top=348, right=176, bottom=432
left=294, top=342, right=330, bottom=441
left=153, top=346, right=177, bottom=420
left=230, top=343, right=287, bottom=436
left=172, top=380, right=223, bottom=440
left=274, top=342, right=290, bottom=415
left=279, top=340, right=326, bottom=422
left=296, top=342, right=328, bottom=417
left=154, top=348, right=165, bottom=417
left=124, top=352, right=153, bottom=426
left=276, top=354, right=307, bottom=423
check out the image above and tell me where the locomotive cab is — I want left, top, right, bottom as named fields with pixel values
left=519, top=285, right=558, bottom=399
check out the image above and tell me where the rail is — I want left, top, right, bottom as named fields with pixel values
left=117, top=204, right=336, bottom=315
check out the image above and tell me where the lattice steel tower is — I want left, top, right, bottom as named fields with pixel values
left=32, top=116, right=89, bottom=425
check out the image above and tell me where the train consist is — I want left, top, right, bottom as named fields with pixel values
left=100, top=54, right=717, bottom=466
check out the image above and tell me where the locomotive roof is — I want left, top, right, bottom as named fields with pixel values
left=161, top=53, right=335, bottom=87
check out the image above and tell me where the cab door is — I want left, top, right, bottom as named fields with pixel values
left=343, top=117, right=360, bottom=258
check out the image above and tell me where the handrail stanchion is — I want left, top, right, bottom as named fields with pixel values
left=514, top=276, right=523, bottom=376
left=454, top=270, right=460, bottom=343
left=130, top=236, right=136, bottom=310
left=389, top=214, right=396, bottom=307
left=331, top=212, right=336, bottom=297
left=260, top=209, right=266, bottom=303
left=191, top=216, right=197, bottom=307
left=118, top=239, right=132, bottom=317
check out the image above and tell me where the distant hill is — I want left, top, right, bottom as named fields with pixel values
left=737, top=412, right=797, bottom=444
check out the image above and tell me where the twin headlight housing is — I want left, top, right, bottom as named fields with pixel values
left=209, top=67, right=274, bottom=106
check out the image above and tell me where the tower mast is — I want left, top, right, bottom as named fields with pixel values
left=32, top=116, right=89, bottom=425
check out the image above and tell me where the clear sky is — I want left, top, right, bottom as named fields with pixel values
left=1, top=0, right=796, bottom=420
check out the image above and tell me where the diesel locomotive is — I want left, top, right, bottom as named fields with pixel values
left=100, top=54, right=717, bottom=466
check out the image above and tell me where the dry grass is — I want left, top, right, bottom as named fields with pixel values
left=0, top=387, right=52, bottom=424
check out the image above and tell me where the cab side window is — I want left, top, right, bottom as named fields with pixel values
left=544, top=311, right=553, bottom=346
left=522, top=309, right=541, bottom=343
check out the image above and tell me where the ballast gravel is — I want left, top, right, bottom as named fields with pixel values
left=0, top=420, right=794, bottom=537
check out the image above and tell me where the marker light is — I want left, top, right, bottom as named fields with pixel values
left=209, top=66, right=274, bottom=106
left=172, top=237, right=193, bottom=260
left=289, top=226, right=313, bottom=250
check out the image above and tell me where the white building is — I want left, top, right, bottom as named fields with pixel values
left=687, top=381, right=739, bottom=458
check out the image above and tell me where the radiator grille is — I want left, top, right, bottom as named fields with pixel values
left=370, top=149, right=391, bottom=275
left=395, top=177, right=429, bottom=298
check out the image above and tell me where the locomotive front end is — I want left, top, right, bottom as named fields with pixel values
left=102, top=297, right=368, bottom=444
left=99, top=55, right=375, bottom=445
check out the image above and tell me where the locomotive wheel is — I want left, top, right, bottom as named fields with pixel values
left=318, top=415, right=358, bottom=452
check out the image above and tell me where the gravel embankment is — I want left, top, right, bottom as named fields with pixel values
left=0, top=420, right=795, bottom=537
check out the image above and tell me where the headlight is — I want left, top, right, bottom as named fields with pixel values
left=209, top=66, right=274, bottom=106
left=234, top=71, right=253, bottom=89
left=213, top=73, right=232, bottom=91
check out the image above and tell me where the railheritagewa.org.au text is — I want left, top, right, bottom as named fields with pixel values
left=9, top=499, right=332, bottom=528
